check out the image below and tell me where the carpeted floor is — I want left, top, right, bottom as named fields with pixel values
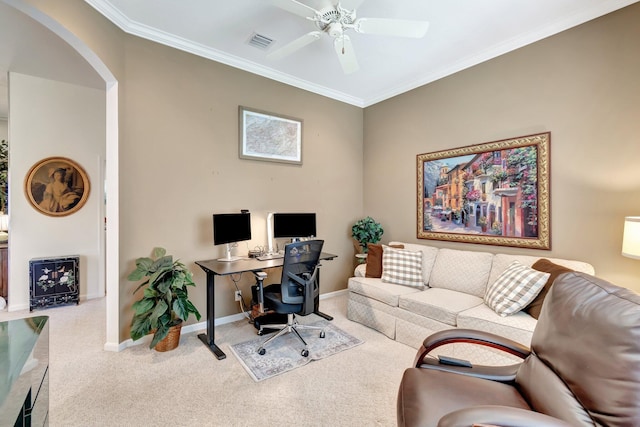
left=0, top=292, right=417, bottom=426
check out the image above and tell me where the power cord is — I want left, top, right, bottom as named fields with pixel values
left=228, top=273, right=252, bottom=321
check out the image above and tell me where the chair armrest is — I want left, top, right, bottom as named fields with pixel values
left=411, top=329, right=531, bottom=382
left=438, top=405, right=572, bottom=427
left=414, top=329, right=530, bottom=367
left=416, top=358, right=522, bottom=382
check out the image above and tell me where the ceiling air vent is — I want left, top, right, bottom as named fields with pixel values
left=248, top=33, right=274, bottom=50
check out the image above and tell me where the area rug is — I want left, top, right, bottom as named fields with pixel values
left=229, top=320, right=363, bottom=382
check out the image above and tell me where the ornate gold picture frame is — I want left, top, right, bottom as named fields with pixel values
left=417, top=132, right=550, bottom=249
left=24, top=157, right=90, bottom=217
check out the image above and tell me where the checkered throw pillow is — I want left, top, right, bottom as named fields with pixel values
left=381, top=247, right=424, bottom=288
left=484, top=261, right=550, bottom=316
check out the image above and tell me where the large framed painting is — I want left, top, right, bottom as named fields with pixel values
left=24, top=157, right=90, bottom=217
left=417, top=132, right=550, bottom=249
left=238, top=106, right=303, bottom=165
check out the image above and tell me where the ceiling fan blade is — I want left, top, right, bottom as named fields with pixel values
left=267, top=31, right=322, bottom=60
left=355, top=18, right=429, bottom=38
left=272, top=0, right=320, bottom=18
left=333, top=35, right=359, bottom=74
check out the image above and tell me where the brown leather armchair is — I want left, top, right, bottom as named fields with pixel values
left=397, top=272, right=640, bottom=427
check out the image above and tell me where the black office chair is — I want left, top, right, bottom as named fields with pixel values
left=257, top=239, right=325, bottom=357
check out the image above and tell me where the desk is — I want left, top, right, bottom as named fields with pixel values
left=195, top=252, right=337, bottom=360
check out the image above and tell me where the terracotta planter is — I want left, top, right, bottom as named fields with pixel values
left=154, top=321, right=182, bottom=352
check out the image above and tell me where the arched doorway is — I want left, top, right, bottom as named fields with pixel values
left=2, top=0, right=120, bottom=350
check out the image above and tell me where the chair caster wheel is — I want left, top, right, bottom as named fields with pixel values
left=301, top=349, right=309, bottom=357
left=258, top=348, right=266, bottom=355
left=320, top=331, right=326, bottom=338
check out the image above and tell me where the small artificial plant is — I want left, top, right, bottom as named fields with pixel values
left=351, top=216, right=384, bottom=253
left=128, top=247, right=201, bottom=349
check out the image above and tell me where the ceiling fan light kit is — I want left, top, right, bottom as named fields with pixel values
left=268, top=0, right=429, bottom=74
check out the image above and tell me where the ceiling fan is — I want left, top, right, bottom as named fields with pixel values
left=268, top=0, right=429, bottom=74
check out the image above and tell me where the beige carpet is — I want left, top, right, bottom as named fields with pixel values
left=0, top=293, right=416, bottom=426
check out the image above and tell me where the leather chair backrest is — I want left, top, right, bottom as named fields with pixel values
left=516, top=272, right=640, bottom=427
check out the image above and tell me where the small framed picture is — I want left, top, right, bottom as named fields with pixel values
left=24, top=157, right=90, bottom=217
left=239, top=106, right=303, bottom=165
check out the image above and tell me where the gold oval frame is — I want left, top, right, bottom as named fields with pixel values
left=24, top=157, right=90, bottom=217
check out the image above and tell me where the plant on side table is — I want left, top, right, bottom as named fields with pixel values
left=351, top=216, right=384, bottom=254
left=128, top=247, right=201, bottom=351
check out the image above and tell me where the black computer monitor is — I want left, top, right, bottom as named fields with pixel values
left=213, top=212, right=251, bottom=261
left=273, top=213, right=316, bottom=240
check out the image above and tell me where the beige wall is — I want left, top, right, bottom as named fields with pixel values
left=363, top=3, right=640, bottom=292
left=13, top=1, right=640, bottom=345
left=14, top=0, right=363, bottom=342
left=23, top=0, right=125, bottom=78
left=118, top=37, right=363, bottom=339
left=9, top=73, right=105, bottom=309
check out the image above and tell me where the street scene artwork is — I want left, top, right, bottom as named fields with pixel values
left=417, top=133, right=550, bottom=249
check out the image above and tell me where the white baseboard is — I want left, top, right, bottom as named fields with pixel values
left=8, top=302, right=29, bottom=312
left=110, top=289, right=348, bottom=352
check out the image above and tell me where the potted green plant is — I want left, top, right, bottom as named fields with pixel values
left=128, top=247, right=201, bottom=351
left=351, top=216, right=384, bottom=253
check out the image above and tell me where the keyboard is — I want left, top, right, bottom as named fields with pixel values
left=257, top=253, right=284, bottom=261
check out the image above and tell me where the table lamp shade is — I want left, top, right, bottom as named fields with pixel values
left=622, top=216, right=640, bottom=259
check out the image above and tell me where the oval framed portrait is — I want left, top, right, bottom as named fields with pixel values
left=24, top=157, right=90, bottom=217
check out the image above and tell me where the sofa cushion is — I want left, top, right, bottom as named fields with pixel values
left=389, top=242, right=439, bottom=285
left=348, top=276, right=421, bottom=307
left=457, top=303, right=536, bottom=346
left=487, top=254, right=594, bottom=287
left=399, top=288, right=483, bottom=326
left=525, top=259, right=573, bottom=319
left=428, top=248, right=494, bottom=298
left=484, top=261, right=549, bottom=316
left=381, top=247, right=424, bottom=289
left=365, top=243, right=404, bottom=278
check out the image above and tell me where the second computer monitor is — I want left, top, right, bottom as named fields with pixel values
left=273, top=213, right=316, bottom=240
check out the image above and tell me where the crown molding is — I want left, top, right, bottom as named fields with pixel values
left=86, top=0, right=638, bottom=108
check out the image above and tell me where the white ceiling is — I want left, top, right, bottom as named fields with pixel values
left=85, top=0, right=638, bottom=107
left=0, top=0, right=637, bottom=117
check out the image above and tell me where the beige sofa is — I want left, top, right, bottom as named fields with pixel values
left=347, top=241, right=594, bottom=364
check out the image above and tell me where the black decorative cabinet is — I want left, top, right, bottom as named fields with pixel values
left=29, top=256, right=79, bottom=311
